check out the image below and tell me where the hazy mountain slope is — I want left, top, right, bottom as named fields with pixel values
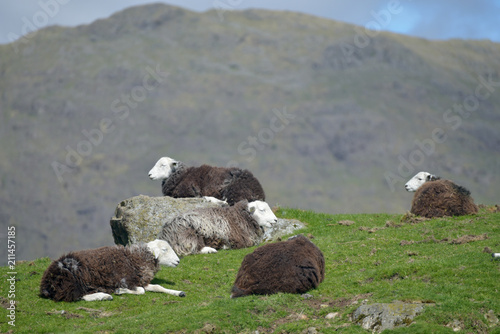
left=0, top=3, right=499, bottom=262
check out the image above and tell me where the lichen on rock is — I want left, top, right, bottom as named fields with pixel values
left=352, top=302, right=430, bottom=332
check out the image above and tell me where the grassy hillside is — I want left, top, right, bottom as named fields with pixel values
left=1, top=207, right=499, bottom=333
left=0, top=3, right=499, bottom=263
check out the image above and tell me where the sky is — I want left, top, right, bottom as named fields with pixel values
left=1, top=0, right=500, bottom=45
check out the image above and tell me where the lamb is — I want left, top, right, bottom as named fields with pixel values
left=231, top=234, right=325, bottom=298
left=405, top=171, right=478, bottom=218
left=148, top=156, right=265, bottom=205
left=40, top=239, right=185, bottom=302
left=158, top=200, right=277, bottom=256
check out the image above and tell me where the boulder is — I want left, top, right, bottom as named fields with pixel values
left=110, top=195, right=306, bottom=246
left=110, top=195, right=225, bottom=245
left=262, top=218, right=306, bottom=242
left=352, top=302, right=429, bottom=333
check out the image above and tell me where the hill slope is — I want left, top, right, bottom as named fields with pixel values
left=1, top=208, right=499, bottom=333
left=0, top=3, right=499, bottom=262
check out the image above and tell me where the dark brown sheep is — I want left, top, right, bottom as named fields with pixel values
left=231, top=235, right=325, bottom=298
left=148, top=157, right=265, bottom=205
left=40, top=240, right=184, bottom=302
left=410, top=179, right=478, bottom=218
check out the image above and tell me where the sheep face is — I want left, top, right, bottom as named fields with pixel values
left=248, top=201, right=277, bottom=228
left=148, top=157, right=178, bottom=180
left=146, top=239, right=180, bottom=267
left=405, top=171, right=437, bottom=192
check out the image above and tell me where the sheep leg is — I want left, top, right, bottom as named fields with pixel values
left=82, top=292, right=113, bottom=301
left=203, top=196, right=227, bottom=205
left=144, top=284, right=186, bottom=297
left=200, top=246, right=218, bottom=254
left=115, top=287, right=145, bottom=295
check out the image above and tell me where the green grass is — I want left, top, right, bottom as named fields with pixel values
left=1, top=207, right=499, bottom=333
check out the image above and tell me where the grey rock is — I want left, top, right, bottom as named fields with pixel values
left=261, top=218, right=306, bottom=242
left=485, top=310, right=499, bottom=327
left=446, top=319, right=463, bottom=332
left=303, top=327, right=317, bottom=334
left=325, top=312, right=339, bottom=320
left=110, top=195, right=225, bottom=245
left=352, top=302, right=428, bottom=333
left=110, top=195, right=306, bottom=246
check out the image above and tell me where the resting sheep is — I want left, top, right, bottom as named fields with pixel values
left=148, top=156, right=265, bottom=205
left=231, top=234, right=325, bottom=298
left=158, top=200, right=277, bottom=256
left=40, top=239, right=185, bottom=302
left=405, top=171, right=478, bottom=218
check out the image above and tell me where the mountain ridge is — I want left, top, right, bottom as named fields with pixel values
left=1, top=3, right=499, bottom=262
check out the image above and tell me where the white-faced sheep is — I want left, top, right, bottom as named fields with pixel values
left=40, top=239, right=185, bottom=302
left=230, top=234, right=325, bottom=298
left=405, top=171, right=478, bottom=218
left=148, top=157, right=265, bottom=205
left=158, top=200, right=277, bottom=256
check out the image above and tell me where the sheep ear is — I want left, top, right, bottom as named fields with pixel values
left=428, top=174, right=437, bottom=181
left=248, top=205, right=256, bottom=214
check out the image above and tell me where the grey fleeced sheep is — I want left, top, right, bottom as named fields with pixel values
left=40, top=239, right=185, bottom=302
left=148, top=157, right=266, bottom=205
left=405, top=171, right=478, bottom=218
left=158, top=200, right=277, bottom=256
left=231, top=234, right=325, bottom=298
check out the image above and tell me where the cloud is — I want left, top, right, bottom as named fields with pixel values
left=387, top=0, right=500, bottom=41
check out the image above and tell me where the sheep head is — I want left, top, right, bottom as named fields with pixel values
left=148, top=157, right=179, bottom=180
left=405, top=171, right=439, bottom=192
left=146, top=239, right=180, bottom=267
left=248, top=201, right=277, bottom=228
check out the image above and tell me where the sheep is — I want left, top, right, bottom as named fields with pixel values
left=230, top=234, right=325, bottom=298
left=148, top=156, right=265, bottom=205
left=404, top=171, right=440, bottom=192
left=158, top=200, right=277, bottom=256
left=40, top=239, right=185, bottom=302
left=405, top=171, right=478, bottom=218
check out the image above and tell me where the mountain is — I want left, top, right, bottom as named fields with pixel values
left=1, top=3, right=499, bottom=263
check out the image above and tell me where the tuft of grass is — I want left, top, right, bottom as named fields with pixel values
left=1, top=206, right=499, bottom=333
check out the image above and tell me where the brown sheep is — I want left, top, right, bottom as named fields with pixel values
left=408, top=176, right=478, bottom=218
left=40, top=240, right=185, bottom=302
left=148, top=157, right=266, bottom=205
left=231, top=235, right=325, bottom=298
